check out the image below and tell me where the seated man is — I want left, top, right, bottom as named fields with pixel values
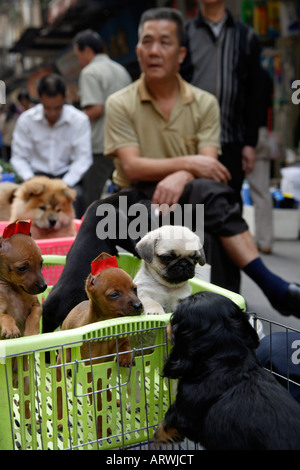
left=42, top=7, right=300, bottom=333
left=11, top=74, right=93, bottom=217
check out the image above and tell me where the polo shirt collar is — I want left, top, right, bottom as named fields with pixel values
left=138, top=73, right=194, bottom=105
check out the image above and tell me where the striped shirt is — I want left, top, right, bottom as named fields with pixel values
left=182, top=11, right=261, bottom=147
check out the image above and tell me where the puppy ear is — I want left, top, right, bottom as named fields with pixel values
left=135, top=234, right=156, bottom=263
left=62, top=187, right=77, bottom=202
left=93, top=252, right=112, bottom=262
left=196, top=247, right=206, bottom=266
left=17, top=181, right=46, bottom=201
left=86, top=273, right=97, bottom=292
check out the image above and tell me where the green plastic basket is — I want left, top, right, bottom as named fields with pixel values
left=0, top=252, right=245, bottom=450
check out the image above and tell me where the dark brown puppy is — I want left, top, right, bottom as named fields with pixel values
left=0, top=220, right=47, bottom=418
left=0, top=220, right=47, bottom=339
left=56, top=252, right=143, bottom=437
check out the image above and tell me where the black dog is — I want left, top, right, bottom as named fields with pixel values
left=154, top=291, right=300, bottom=450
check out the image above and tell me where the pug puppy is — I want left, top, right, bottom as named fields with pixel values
left=133, top=225, right=205, bottom=315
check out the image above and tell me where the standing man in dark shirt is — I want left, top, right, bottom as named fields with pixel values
left=182, top=0, right=261, bottom=203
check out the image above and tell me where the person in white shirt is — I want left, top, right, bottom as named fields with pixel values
left=73, top=29, right=131, bottom=205
left=11, top=74, right=93, bottom=217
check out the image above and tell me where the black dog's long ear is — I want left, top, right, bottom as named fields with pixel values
left=162, top=292, right=261, bottom=380
left=163, top=347, right=193, bottom=379
left=162, top=310, right=200, bottom=379
left=229, top=307, right=260, bottom=350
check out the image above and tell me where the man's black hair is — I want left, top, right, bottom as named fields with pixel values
left=37, top=74, right=66, bottom=97
left=73, top=29, right=103, bottom=54
left=138, top=7, right=185, bottom=46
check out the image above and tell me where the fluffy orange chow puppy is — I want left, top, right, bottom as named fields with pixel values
left=10, top=176, right=77, bottom=239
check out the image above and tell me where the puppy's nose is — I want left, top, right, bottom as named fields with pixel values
left=132, top=301, right=143, bottom=314
left=37, top=282, right=47, bottom=293
left=48, top=218, right=57, bottom=227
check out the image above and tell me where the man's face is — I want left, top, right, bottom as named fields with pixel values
left=40, top=94, right=64, bottom=126
left=136, top=19, right=186, bottom=82
left=74, top=45, right=92, bottom=67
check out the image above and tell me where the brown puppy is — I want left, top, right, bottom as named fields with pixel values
left=0, top=220, right=47, bottom=418
left=56, top=252, right=143, bottom=436
left=10, top=176, right=77, bottom=239
left=0, top=220, right=47, bottom=339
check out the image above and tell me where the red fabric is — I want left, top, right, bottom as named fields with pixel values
left=91, top=256, right=118, bottom=275
left=2, top=220, right=32, bottom=239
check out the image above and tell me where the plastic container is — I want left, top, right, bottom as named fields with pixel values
left=0, top=173, right=16, bottom=182
left=0, top=220, right=82, bottom=283
left=281, top=166, right=300, bottom=201
left=41, top=254, right=66, bottom=288
left=0, top=253, right=245, bottom=450
left=241, top=180, right=252, bottom=205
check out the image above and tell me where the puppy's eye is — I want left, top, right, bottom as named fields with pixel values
left=16, top=266, right=28, bottom=273
left=39, top=206, right=46, bottom=211
left=159, top=255, right=173, bottom=263
left=132, top=286, right=138, bottom=294
left=56, top=208, right=61, bottom=213
left=108, top=291, right=120, bottom=299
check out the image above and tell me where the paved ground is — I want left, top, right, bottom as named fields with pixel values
left=240, top=238, right=300, bottom=334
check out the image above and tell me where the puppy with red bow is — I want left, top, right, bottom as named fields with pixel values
left=0, top=220, right=47, bottom=419
left=56, top=252, right=143, bottom=436
left=0, top=219, right=47, bottom=340
left=58, top=252, right=143, bottom=366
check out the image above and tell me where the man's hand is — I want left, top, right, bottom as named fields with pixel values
left=152, top=170, right=194, bottom=208
left=187, top=155, right=231, bottom=184
left=242, top=146, right=256, bottom=174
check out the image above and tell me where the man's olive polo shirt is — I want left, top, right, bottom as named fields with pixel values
left=104, top=73, right=221, bottom=188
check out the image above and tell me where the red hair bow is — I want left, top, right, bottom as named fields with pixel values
left=2, top=220, right=32, bottom=239
left=91, top=256, right=118, bottom=275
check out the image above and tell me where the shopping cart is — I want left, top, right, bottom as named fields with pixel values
left=0, top=253, right=299, bottom=450
left=0, top=253, right=246, bottom=450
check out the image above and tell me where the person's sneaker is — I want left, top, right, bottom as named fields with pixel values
left=271, top=283, right=300, bottom=318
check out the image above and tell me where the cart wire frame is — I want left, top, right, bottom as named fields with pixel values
left=0, top=253, right=299, bottom=450
left=251, top=313, right=300, bottom=396
left=0, top=315, right=177, bottom=450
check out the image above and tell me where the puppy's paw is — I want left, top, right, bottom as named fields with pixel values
left=117, top=352, right=135, bottom=368
left=1, top=326, right=21, bottom=339
left=142, top=300, right=165, bottom=316
left=145, top=307, right=165, bottom=316
left=154, top=422, right=184, bottom=445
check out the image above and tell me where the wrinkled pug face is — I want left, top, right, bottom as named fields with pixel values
left=136, top=225, right=206, bottom=284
